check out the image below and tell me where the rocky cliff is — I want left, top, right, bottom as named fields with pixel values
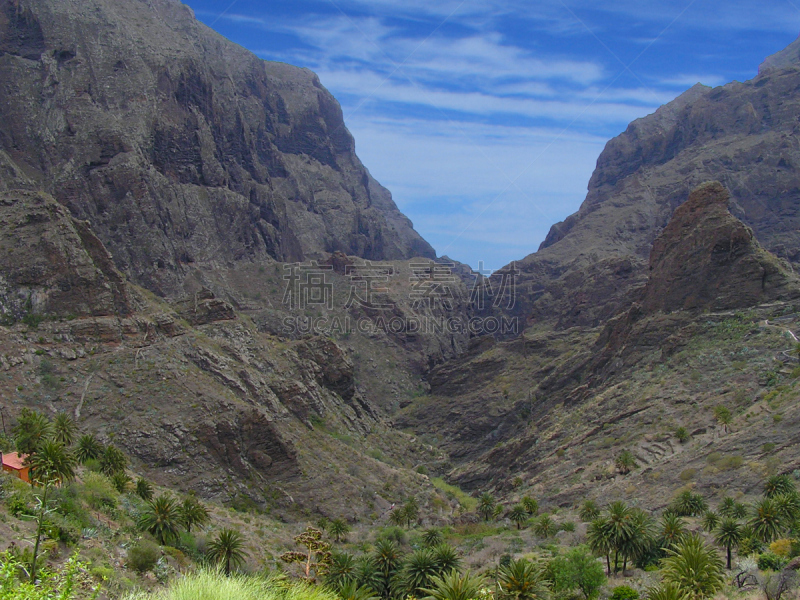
left=0, top=0, right=434, bottom=297
left=499, top=42, right=800, bottom=328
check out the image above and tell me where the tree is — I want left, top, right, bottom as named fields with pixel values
left=521, top=496, right=538, bottom=516
left=606, top=501, right=635, bottom=574
left=579, top=500, right=600, bottom=522
left=421, top=570, right=485, bottom=600
left=675, top=427, right=689, bottom=443
left=24, top=440, right=77, bottom=583
left=533, top=514, right=556, bottom=538
left=546, top=547, right=606, bottom=599
left=403, top=498, right=420, bottom=528
left=51, top=413, right=76, bottom=447
left=179, top=494, right=210, bottom=533
left=389, top=506, right=407, bottom=528
left=371, top=539, right=404, bottom=599
left=713, top=517, right=742, bottom=570
left=645, top=582, right=690, bottom=600
left=329, top=518, right=351, bottom=542
left=701, top=511, right=719, bottom=533
left=764, top=475, right=796, bottom=498
left=402, top=548, right=440, bottom=597
left=110, top=471, right=132, bottom=493
left=508, top=505, right=528, bottom=530
left=671, top=491, right=708, bottom=517
left=497, top=558, right=550, bottom=600
left=338, top=580, right=379, bottom=600
left=587, top=517, right=614, bottom=575
left=431, top=544, right=461, bottom=574
left=714, top=405, right=732, bottom=433
left=327, top=551, right=357, bottom=590
left=26, top=440, right=76, bottom=486
left=478, top=492, right=497, bottom=522
left=207, top=528, right=248, bottom=575
left=138, top=495, right=181, bottom=545
left=135, top=477, right=154, bottom=501
left=615, top=450, right=636, bottom=475
left=280, top=526, right=332, bottom=581
left=12, top=408, right=52, bottom=454
left=99, top=444, right=127, bottom=476
left=422, top=528, right=443, bottom=548
left=75, top=434, right=103, bottom=464
left=660, top=534, right=724, bottom=599
left=749, top=497, right=785, bottom=543
left=660, top=513, right=687, bottom=549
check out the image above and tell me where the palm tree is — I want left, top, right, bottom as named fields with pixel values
left=774, top=491, right=800, bottom=524
left=714, top=405, right=732, bottom=433
left=337, top=580, right=379, bottom=600
left=24, top=439, right=77, bottom=583
left=179, top=495, right=210, bottom=533
left=422, top=528, right=443, bottom=548
left=26, top=440, right=76, bottom=486
left=327, top=551, right=358, bottom=589
left=404, top=498, right=420, bottom=528
left=660, top=534, right=724, bottom=599
left=431, top=544, right=461, bottom=574
left=421, top=570, right=485, bottom=600
left=372, top=540, right=404, bottom=599
left=660, top=513, right=687, bottom=549
left=764, top=474, right=796, bottom=498
left=533, top=514, right=556, bottom=538
left=748, top=497, right=784, bottom=543
left=51, top=413, right=76, bottom=446
left=207, top=528, right=248, bottom=575
left=403, top=548, right=440, bottom=597
left=713, top=517, right=742, bottom=570
left=110, top=471, right=132, bottom=493
left=579, top=500, right=600, bottom=522
left=478, top=492, right=497, bottom=522
left=671, top=491, right=707, bottom=517
left=135, top=477, right=154, bottom=501
left=624, top=508, right=656, bottom=571
left=12, top=408, right=52, bottom=454
left=496, top=558, right=549, bottom=600
left=587, top=517, right=614, bottom=575
left=99, top=444, right=127, bottom=475
left=718, top=497, right=737, bottom=518
left=508, top=505, right=527, bottom=529
left=355, top=556, right=383, bottom=596
left=521, top=496, right=538, bottom=516
left=75, top=434, right=103, bottom=464
left=646, top=582, right=691, bottom=600
left=389, top=506, right=407, bottom=528
left=329, top=518, right=351, bottom=542
left=138, top=495, right=181, bottom=545
left=615, top=450, right=636, bottom=474
left=606, top=501, right=634, bottom=573
left=701, top=511, right=719, bottom=533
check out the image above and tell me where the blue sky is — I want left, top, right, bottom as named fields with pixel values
left=185, top=0, right=800, bottom=271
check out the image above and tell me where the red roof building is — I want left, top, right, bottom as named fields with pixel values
left=1, top=452, right=30, bottom=483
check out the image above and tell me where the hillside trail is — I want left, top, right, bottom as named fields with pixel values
left=761, top=318, right=799, bottom=362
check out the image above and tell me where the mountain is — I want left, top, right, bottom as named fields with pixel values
left=0, top=0, right=434, bottom=297
left=497, top=47, right=800, bottom=329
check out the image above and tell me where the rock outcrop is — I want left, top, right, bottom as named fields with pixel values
left=497, top=42, right=800, bottom=328
left=0, top=0, right=434, bottom=297
left=641, top=181, right=799, bottom=313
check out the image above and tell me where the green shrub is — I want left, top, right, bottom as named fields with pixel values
left=127, top=540, right=160, bottom=573
left=81, top=472, right=118, bottom=510
left=610, top=585, right=640, bottom=600
left=757, top=552, right=787, bottom=572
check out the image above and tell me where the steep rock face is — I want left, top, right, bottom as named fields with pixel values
left=641, top=181, right=799, bottom=313
left=501, top=41, right=800, bottom=328
left=0, top=0, right=433, bottom=296
left=0, top=189, right=131, bottom=321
